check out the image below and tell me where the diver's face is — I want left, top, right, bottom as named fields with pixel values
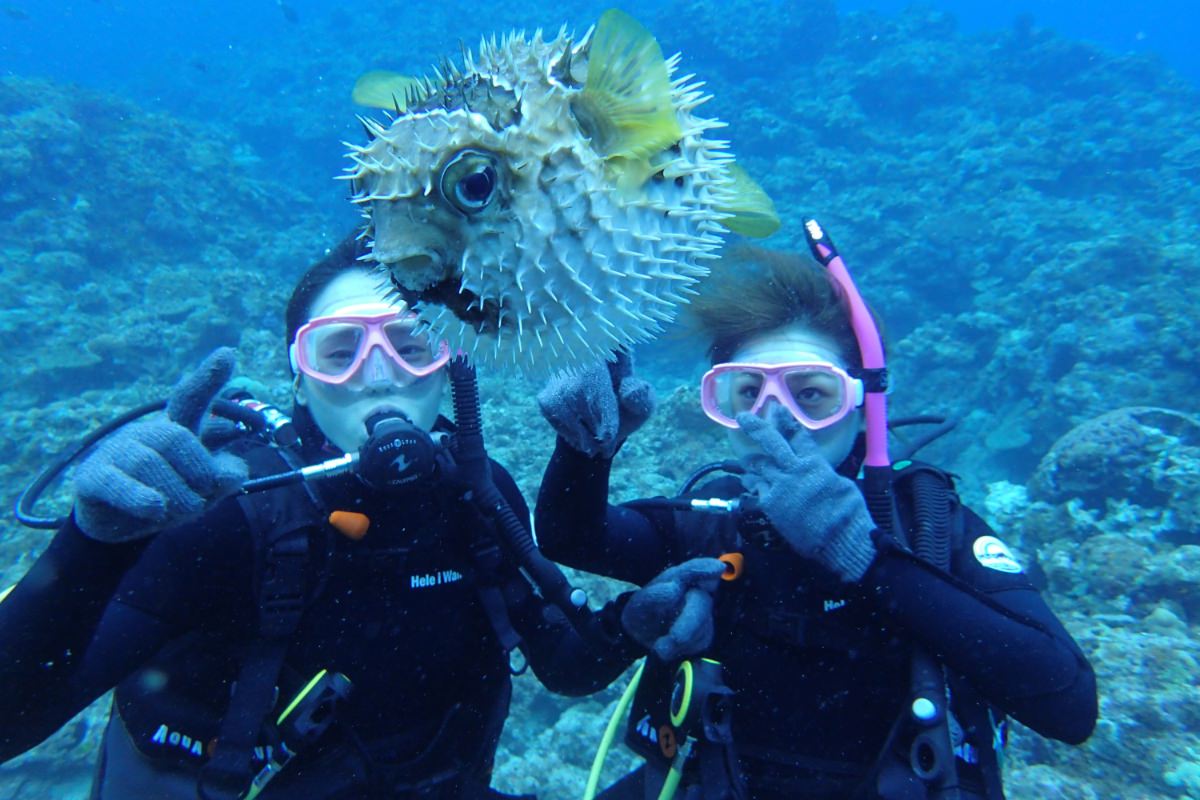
left=293, top=270, right=446, bottom=453
left=724, top=323, right=863, bottom=468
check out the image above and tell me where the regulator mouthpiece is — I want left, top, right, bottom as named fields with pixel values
left=357, top=413, right=439, bottom=491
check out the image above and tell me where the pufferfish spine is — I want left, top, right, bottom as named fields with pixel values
left=344, top=11, right=776, bottom=375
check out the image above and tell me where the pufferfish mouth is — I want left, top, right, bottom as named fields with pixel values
left=385, top=266, right=502, bottom=336
left=389, top=253, right=437, bottom=275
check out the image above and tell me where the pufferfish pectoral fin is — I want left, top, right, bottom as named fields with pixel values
left=573, top=9, right=683, bottom=161
left=352, top=70, right=421, bottom=111
left=717, top=163, right=781, bottom=238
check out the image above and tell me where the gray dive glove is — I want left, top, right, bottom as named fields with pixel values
left=737, top=410, right=878, bottom=582
left=537, top=350, right=656, bottom=459
left=73, top=348, right=249, bottom=543
left=621, top=558, right=727, bottom=662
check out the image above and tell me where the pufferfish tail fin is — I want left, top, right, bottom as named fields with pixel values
left=352, top=70, right=421, bottom=111
left=717, top=163, right=781, bottom=238
left=573, top=9, right=683, bottom=161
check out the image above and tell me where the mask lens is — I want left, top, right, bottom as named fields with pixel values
left=703, top=362, right=855, bottom=430
left=304, top=323, right=367, bottom=379
left=713, top=370, right=764, bottom=422
left=782, top=366, right=848, bottom=422
left=296, top=313, right=449, bottom=386
left=383, top=319, right=437, bottom=368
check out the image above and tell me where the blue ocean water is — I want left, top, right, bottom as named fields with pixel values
left=1, top=1, right=1199, bottom=798
left=1, top=0, right=1195, bottom=91
left=2, top=0, right=1193, bottom=227
left=843, top=0, right=1197, bottom=82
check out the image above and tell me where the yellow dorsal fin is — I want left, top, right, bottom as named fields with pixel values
left=610, top=155, right=658, bottom=197
left=352, top=70, right=420, bottom=111
left=718, top=163, right=780, bottom=238
left=574, top=9, right=682, bottom=160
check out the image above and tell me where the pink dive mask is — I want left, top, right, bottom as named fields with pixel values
left=289, top=310, right=450, bottom=385
left=700, top=360, right=865, bottom=431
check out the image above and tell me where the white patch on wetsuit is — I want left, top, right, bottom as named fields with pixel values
left=972, top=536, right=1023, bottom=574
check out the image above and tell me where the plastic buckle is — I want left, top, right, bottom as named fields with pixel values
left=243, top=742, right=296, bottom=800
left=849, top=366, right=889, bottom=394
left=277, top=670, right=353, bottom=747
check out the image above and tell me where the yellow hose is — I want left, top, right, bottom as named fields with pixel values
left=584, top=661, right=645, bottom=800
left=656, top=739, right=691, bottom=800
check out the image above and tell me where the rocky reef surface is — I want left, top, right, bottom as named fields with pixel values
left=1, top=1, right=1199, bottom=797
left=983, top=406, right=1200, bottom=799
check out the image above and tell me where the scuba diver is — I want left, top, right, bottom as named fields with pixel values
left=534, top=225, right=1098, bottom=799
left=0, top=234, right=641, bottom=799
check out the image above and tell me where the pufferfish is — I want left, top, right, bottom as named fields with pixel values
left=344, top=9, right=778, bottom=374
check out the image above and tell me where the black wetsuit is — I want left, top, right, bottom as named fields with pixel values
left=535, top=441, right=1098, bottom=800
left=0, top=437, right=636, bottom=799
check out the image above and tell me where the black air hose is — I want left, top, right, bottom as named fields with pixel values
left=904, top=468, right=959, bottom=798
left=446, top=359, right=596, bottom=632
left=891, top=417, right=959, bottom=463
left=15, top=398, right=277, bottom=530
left=14, top=399, right=168, bottom=529
left=678, top=460, right=743, bottom=496
left=863, top=466, right=897, bottom=532
left=909, top=470, right=952, bottom=571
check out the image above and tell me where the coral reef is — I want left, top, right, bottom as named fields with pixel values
left=1031, top=407, right=1200, bottom=513
left=0, top=75, right=338, bottom=798
left=982, top=405, right=1200, bottom=799
left=78, top=0, right=1200, bottom=495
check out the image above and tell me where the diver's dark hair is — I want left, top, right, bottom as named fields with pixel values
left=285, top=231, right=374, bottom=453
left=285, top=232, right=373, bottom=349
left=689, top=245, right=883, bottom=368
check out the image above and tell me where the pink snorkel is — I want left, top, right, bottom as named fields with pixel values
left=806, top=220, right=966, bottom=788
left=803, top=219, right=895, bottom=527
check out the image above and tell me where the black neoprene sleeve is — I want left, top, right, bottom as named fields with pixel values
left=0, top=501, right=253, bottom=762
left=536, top=435, right=1098, bottom=745
left=0, top=518, right=147, bottom=759
left=864, top=533, right=1097, bottom=744
left=536, top=437, right=673, bottom=585
left=493, top=459, right=643, bottom=694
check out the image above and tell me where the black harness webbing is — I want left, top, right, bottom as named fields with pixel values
left=858, top=465, right=977, bottom=800
left=195, top=443, right=528, bottom=800
left=905, top=468, right=964, bottom=800
left=468, top=537, right=525, bottom=671
left=671, top=463, right=998, bottom=800
left=198, top=491, right=313, bottom=800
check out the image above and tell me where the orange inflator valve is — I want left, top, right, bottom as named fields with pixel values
left=329, top=510, right=370, bottom=540
left=718, top=552, right=743, bottom=581
left=658, top=724, right=678, bottom=758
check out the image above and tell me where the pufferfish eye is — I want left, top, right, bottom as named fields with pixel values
left=439, top=149, right=500, bottom=215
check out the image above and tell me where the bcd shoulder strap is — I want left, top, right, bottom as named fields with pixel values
left=460, top=507, right=526, bottom=674
left=198, top=445, right=325, bottom=800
